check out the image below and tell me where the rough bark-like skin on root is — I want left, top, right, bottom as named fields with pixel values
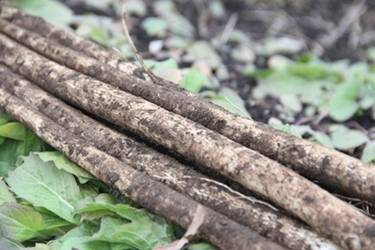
left=0, top=34, right=374, bottom=249
left=0, top=5, right=143, bottom=76
left=1, top=4, right=374, bottom=205
left=0, top=65, right=340, bottom=250
left=0, top=87, right=285, bottom=250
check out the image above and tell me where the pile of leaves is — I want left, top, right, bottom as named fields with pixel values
left=0, top=117, right=189, bottom=249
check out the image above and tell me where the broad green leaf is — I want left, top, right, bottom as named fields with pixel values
left=279, top=93, right=302, bottom=113
left=0, top=202, right=49, bottom=242
left=0, top=122, right=26, bottom=141
left=35, top=151, right=94, bottom=183
left=210, top=87, right=251, bottom=118
left=52, top=238, right=112, bottom=250
left=329, top=80, right=360, bottom=122
left=185, top=242, right=216, bottom=250
left=208, top=0, right=225, bottom=19
left=165, top=36, right=191, bottom=49
left=141, top=59, right=178, bottom=71
left=0, top=136, right=5, bottom=145
left=6, top=153, right=82, bottom=224
left=180, top=68, right=212, bottom=93
left=137, top=59, right=182, bottom=83
left=141, top=17, right=168, bottom=37
left=12, top=0, right=73, bottom=29
left=330, top=125, right=368, bottom=150
left=310, top=131, right=334, bottom=149
left=361, top=141, right=375, bottom=163
left=48, top=221, right=102, bottom=250
left=287, top=64, right=341, bottom=82
left=91, top=216, right=173, bottom=249
left=37, top=209, right=72, bottom=230
left=82, top=0, right=112, bottom=12
left=280, top=124, right=302, bottom=138
left=346, top=62, right=368, bottom=83
left=0, top=120, right=49, bottom=178
left=0, top=178, right=16, bottom=204
left=230, top=44, right=255, bottom=63
left=78, top=194, right=150, bottom=222
left=0, top=118, right=8, bottom=126
left=0, top=234, right=24, bottom=250
left=153, top=0, right=194, bottom=37
left=186, top=41, right=222, bottom=69
left=124, top=0, right=147, bottom=17
left=257, top=37, right=304, bottom=54
left=24, top=243, right=51, bottom=250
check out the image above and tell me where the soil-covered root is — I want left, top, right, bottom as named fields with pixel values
left=1, top=4, right=374, bottom=206
left=0, top=64, right=340, bottom=250
left=0, top=87, right=286, bottom=250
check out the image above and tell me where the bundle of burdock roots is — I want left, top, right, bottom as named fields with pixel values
left=0, top=1, right=374, bottom=249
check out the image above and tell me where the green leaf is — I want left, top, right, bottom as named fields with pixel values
left=287, top=64, right=341, bottom=82
left=310, top=132, right=334, bottom=149
left=77, top=193, right=152, bottom=222
left=141, top=17, right=168, bottom=37
left=185, top=242, right=216, bottom=250
left=0, top=120, right=50, bottom=178
left=210, top=87, right=251, bottom=118
left=0, top=178, right=16, bottom=204
left=180, top=69, right=211, bottom=93
left=329, top=80, right=360, bottom=122
left=35, top=151, right=94, bottom=183
left=6, top=153, right=82, bottom=224
left=186, top=41, right=222, bottom=69
left=124, top=0, right=147, bottom=17
left=91, top=216, right=173, bottom=249
left=280, top=124, right=302, bottom=138
left=0, top=202, right=49, bottom=242
left=48, top=221, right=101, bottom=250
left=330, top=125, right=368, bottom=150
left=361, top=141, right=375, bottom=163
left=24, top=243, right=51, bottom=250
left=37, top=209, right=72, bottom=230
left=0, top=122, right=26, bottom=141
left=0, top=234, right=24, bottom=250
left=12, top=0, right=73, bottom=29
